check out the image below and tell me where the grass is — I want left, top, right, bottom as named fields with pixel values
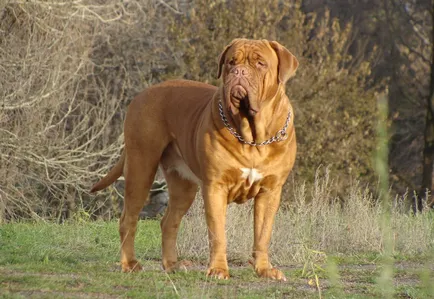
left=178, top=173, right=434, bottom=266
left=1, top=169, right=433, bottom=298
left=1, top=203, right=433, bottom=298
left=0, top=221, right=314, bottom=298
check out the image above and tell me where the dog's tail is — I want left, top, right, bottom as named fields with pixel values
left=90, top=151, right=125, bottom=193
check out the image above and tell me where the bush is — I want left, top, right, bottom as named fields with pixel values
left=0, top=0, right=382, bottom=220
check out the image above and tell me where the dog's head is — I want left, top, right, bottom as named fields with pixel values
left=217, top=39, right=298, bottom=117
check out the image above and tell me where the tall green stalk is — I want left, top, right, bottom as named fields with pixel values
left=375, top=92, right=394, bottom=298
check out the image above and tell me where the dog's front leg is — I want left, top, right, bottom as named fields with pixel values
left=252, top=187, right=287, bottom=281
left=203, top=184, right=229, bottom=279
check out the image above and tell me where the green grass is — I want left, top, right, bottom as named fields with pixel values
left=1, top=221, right=433, bottom=298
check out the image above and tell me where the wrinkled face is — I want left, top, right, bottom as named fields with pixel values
left=218, top=39, right=281, bottom=117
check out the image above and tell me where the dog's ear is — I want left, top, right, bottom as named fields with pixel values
left=217, top=39, right=238, bottom=79
left=269, top=41, right=299, bottom=84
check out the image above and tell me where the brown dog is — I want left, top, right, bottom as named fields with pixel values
left=90, top=38, right=298, bottom=281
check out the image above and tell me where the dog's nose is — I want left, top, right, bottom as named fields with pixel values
left=231, top=66, right=248, bottom=77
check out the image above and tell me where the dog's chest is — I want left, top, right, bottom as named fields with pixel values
left=228, top=167, right=271, bottom=204
left=240, top=167, right=263, bottom=187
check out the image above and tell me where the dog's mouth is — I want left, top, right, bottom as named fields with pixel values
left=230, top=85, right=258, bottom=117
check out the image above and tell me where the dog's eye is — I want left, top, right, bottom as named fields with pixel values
left=228, top=59, right=236, bottom=66
left=257, top=61, right=267, bottom=68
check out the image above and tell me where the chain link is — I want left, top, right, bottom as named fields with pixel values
left=218, top=101, right=291, bottom=146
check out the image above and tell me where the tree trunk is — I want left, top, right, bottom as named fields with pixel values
left=419, top=4, right=434, bottom=212
left=420, top=102, right=434, bottom=212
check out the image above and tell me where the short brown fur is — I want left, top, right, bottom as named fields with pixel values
left=91, top=39, right=298, bottom=280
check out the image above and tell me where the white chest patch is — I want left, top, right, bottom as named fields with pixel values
left=240, top=168, right=263, bottom=187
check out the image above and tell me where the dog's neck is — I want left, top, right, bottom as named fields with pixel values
left=220, top=86, right=290, bottom=145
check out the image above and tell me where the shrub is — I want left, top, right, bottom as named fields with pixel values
left=0, top=0, right=382, bottom=220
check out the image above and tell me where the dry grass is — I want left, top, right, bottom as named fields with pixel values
left=178, top=169, right=434, bottom=265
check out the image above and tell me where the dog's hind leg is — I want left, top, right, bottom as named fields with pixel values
left=160, top=168, right=198, bottom=272
left=119, top=144, right=163, bottom=272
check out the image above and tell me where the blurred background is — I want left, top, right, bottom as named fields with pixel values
left=1, top=0, right=433, bottom=221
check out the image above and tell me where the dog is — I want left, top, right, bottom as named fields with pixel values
left=90, top=38, right=298, bottom=281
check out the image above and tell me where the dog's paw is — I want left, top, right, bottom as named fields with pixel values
left=207, top=267, right=230, bottom=280
left=249, top=259, right=287, bottom=281
left=121, top=260, right=142, bottom=273
left=256, top=267, right=287, bottom=281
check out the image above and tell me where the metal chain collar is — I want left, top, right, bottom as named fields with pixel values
left=218, top=101, right=291, bottom=146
